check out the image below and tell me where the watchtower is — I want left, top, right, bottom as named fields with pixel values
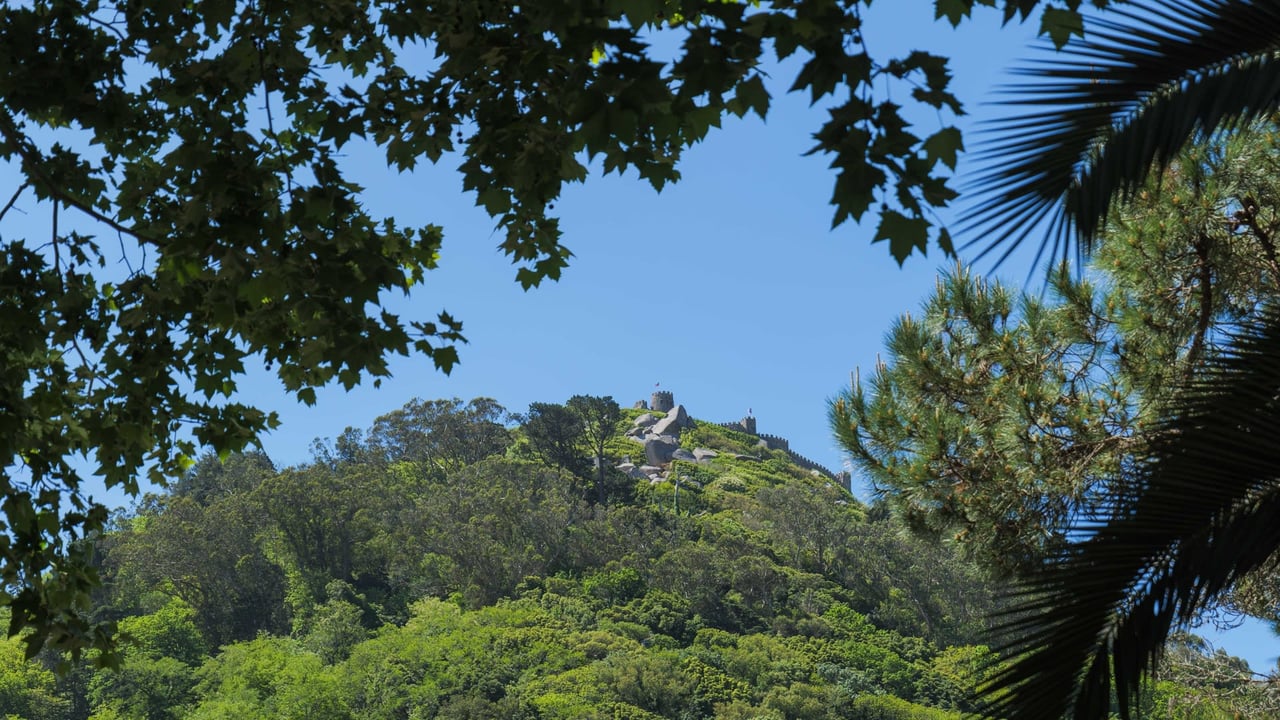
left=651, top=390, right=674, bottom=412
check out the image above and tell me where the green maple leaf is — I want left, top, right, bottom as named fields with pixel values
left=1040, top=7, right=1084, bottom=49
left=923, top=126, right=963, bottom=170
left=934, top=0, right=972, bottom=26
left=874, top=209, right=930, bottom=265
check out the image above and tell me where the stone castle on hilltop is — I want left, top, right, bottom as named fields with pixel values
left=635, top=390, right=844, bottom=483
left=649, top=390, right=675, bottom=413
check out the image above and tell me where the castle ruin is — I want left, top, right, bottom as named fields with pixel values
left=637, top=390, right=841, bottom=482
left=650, top=390, right=674, bottom=413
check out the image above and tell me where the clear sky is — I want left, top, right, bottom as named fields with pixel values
left=5, top=0, right=1277, bottom=674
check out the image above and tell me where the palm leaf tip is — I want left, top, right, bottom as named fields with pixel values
left=961, top=0, right=1280, bottom=270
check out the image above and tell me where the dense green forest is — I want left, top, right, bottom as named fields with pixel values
left=0, top=397, right=1265, bottom=719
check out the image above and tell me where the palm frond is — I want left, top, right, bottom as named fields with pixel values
left=963, top=0, right=1280, bottom=269
left=983, top=305, right=1280, bottom=719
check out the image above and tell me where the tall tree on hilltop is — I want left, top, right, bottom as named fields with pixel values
left=945, top=1, right=1280, bottom=716
left=524, top=402, right=589, bottom=478
left=364, top=398, right=512, bottom=478
left=567, top=395, right=622, bottom=506
left=170, top=451, right=276, bottom=506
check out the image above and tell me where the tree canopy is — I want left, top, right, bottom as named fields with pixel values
left=523, top=402, right=590, bottom=478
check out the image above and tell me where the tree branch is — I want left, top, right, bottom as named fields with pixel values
left=0, top=113, right=153, bottom=246
left=1237, top=195, right=1280, bottom=281
left=0, top=182, right=28, bottom=223
left=116, top=230, right=137, bottom=277
left=256, top=35, right=294, bottom=196
left=1184, top=232, right=1214, bottom=379
left=51, top=200, right=60, bottom=275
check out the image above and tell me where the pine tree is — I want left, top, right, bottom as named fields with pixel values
left=832, top=126, right=1280, bottom=576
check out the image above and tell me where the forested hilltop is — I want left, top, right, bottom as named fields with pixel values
left=0, top=397, right=1263, bottom=719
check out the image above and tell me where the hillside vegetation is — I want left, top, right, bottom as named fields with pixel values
left=0, top=397, right=1263, bottom=719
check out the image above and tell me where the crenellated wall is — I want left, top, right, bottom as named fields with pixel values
left=784, top=450, right=839, bottom=481
left=717, top=417, right=756, bottom=435
left=716, top=418, right=837, bottom=480
left=650, top=391, right=674, bottom=413
left=754, top=432, right=790, bottom=451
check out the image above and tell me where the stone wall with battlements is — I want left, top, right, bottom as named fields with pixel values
left=715, top=419, right=838, bottom=481
left=755, top=432, right=789, bottom=451
left=650, top=391, right=674, bottom=413
left=785, top=450, right=839, bottom=481
left=717, top=418, right=756, bottom=435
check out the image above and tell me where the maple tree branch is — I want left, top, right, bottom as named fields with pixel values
left=0, top=113, right=153, bottom=245
left=0, top=182, right=28, bottom=223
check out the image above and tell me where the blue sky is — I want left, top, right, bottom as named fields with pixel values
left=5, top=1, right=1278, bottom=673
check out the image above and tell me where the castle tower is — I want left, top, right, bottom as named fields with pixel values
left=651, top=390, right=674, bottom=413
left=741, top=416, right=757, bottom=435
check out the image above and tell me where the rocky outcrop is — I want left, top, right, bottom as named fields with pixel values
left=650, top=404, right=691, bottom=436
left=644, top=435, right=679, bottom=465
left=623, top=391, right=838, bottom=480
left=615, top=462, right=647, bottom=480
left=692, top=448, right=718, bottom=464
